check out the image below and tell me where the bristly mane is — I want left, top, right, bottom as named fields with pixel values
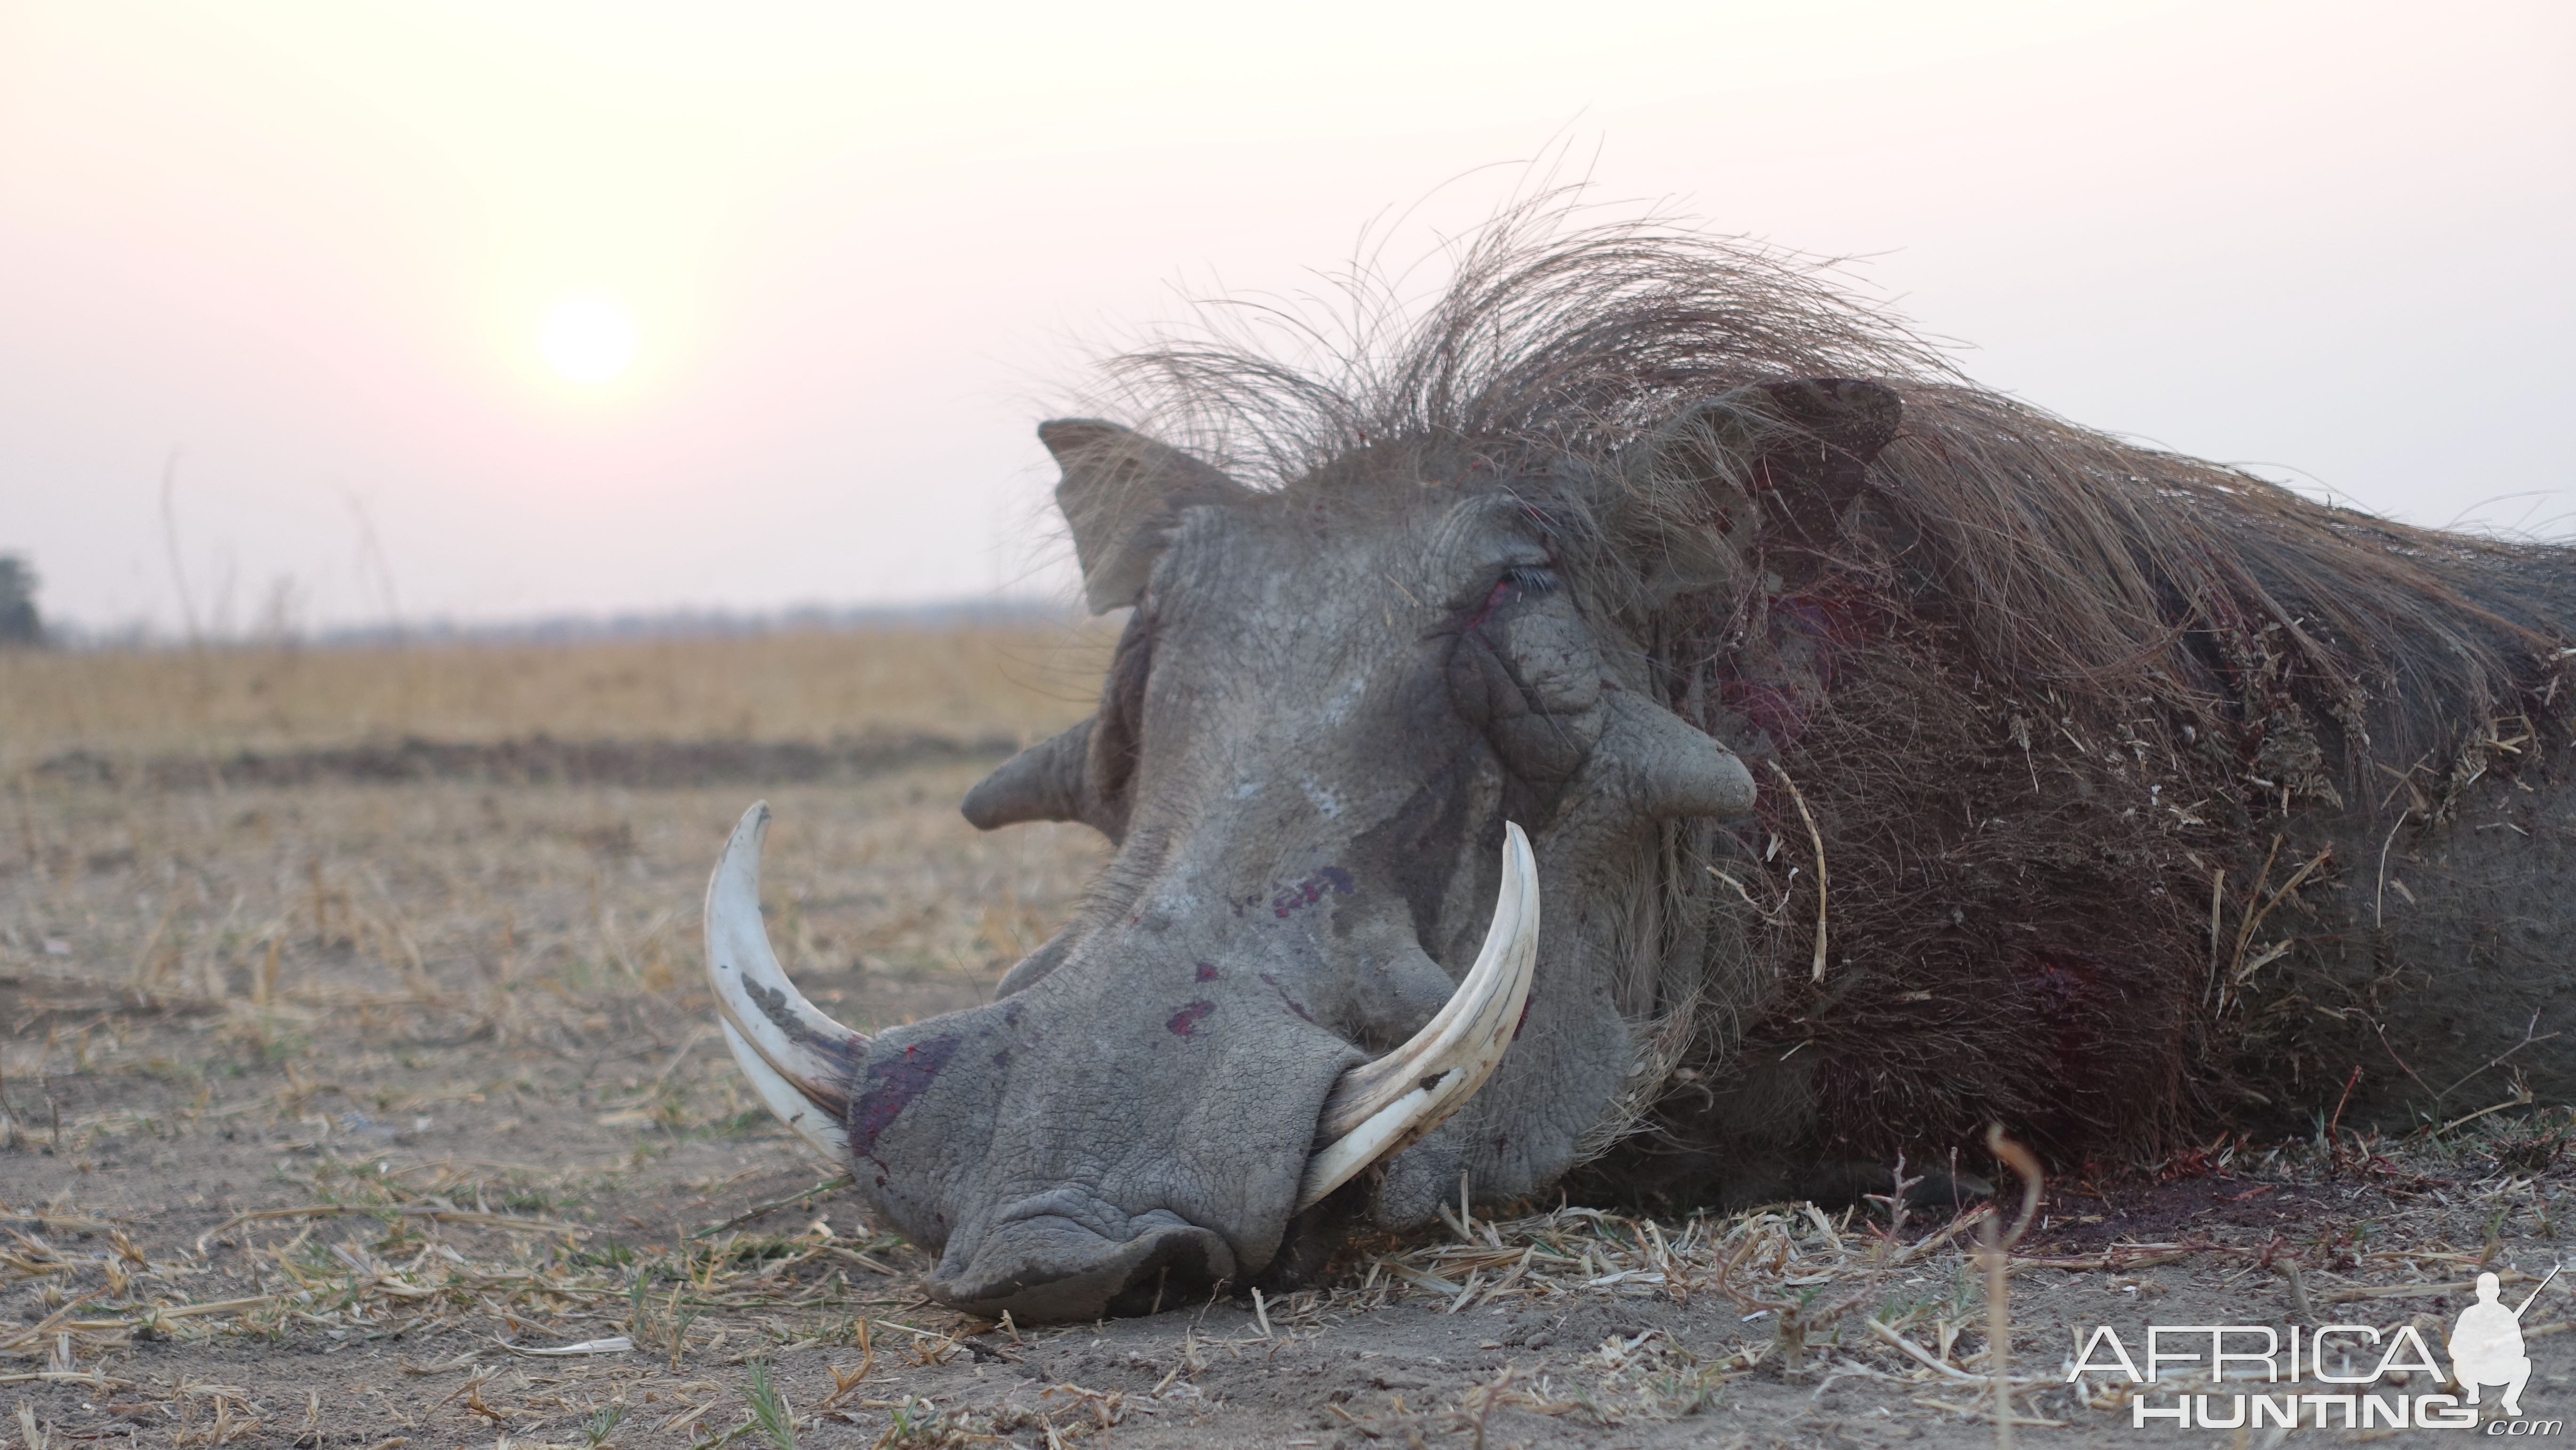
left=1074, top=200, right=2576, bottom=1172
left=1085, top=201, right=2570, bottom=774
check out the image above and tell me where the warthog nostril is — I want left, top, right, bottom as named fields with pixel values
left=925, top=1214, right=1237, bottom=1323
left=1099, top=1230, right=1230, bottom=1319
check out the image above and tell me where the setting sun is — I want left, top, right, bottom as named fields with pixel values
left=539, top=297, right=638, bottom=385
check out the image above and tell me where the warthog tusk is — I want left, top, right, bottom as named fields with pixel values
left=1294, top=822, right=1540, bottom=1212
left=705, top=802, right=868, bottom=1161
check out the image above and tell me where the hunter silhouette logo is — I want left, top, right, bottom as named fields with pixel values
left=2451, top=1265, right=2559, bottom=1418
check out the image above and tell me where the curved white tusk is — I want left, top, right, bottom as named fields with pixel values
left=1294, top=821, right=1540, bottom=1212
left=704, top=802, right=868, bottom=1162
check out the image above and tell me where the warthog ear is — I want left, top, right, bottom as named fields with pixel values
left=1624, top=378, right=1902, bottom=598
left=1041, top=419, right=1256, bottom=613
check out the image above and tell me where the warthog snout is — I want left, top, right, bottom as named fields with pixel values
left=705, top=804, right=1540, bottom=1320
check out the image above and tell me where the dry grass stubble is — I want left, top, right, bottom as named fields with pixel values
left=0, top=625, right=1112, bottom=772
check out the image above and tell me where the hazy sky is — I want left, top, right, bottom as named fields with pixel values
left=2, top=0, right=2568, bottom=633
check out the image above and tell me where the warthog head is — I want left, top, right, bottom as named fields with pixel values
left=705, top=368, right=1899, bottom=1321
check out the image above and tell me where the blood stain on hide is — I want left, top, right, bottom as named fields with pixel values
left=1259, top=972, right=1315, bottom=1023
left=1271, top=867, right=1356, bottom=918
left=1167, top=1000, right=1217, bottom=1036
left=849, top=1034, right=958, bottom=1157
left=1194, top=962, right=1218, bottom=982
left=1716, top=591, right=1870, bottom=749
left=1460, top=577, right=1515, bottom=632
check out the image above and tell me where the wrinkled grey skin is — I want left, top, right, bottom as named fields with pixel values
left=839, top=384, right=1869, bottom=1322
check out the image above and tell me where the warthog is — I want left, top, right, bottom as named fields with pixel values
left=706, top=213, right=2576, bottom=1321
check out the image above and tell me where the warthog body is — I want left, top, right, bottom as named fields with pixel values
left=715, top=215, right=2576, bottom=1321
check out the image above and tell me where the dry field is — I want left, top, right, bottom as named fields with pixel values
left=2, top=628, right=2571, bottom=1449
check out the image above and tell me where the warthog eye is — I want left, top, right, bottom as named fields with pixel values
left=1461, top=565, right=1561, bottom=629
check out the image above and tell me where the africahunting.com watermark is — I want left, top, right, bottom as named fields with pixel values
left=2071, top=1268, right=2563, bottom=1433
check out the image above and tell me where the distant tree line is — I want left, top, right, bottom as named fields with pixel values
left=0, top=555, right=41, bottom=646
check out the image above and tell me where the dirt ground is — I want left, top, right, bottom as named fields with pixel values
left=4, top=629, right=2572, bottom=1448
